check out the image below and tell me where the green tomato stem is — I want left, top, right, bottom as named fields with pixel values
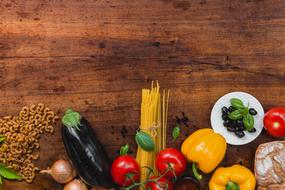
left=122, top=164, right=174, bottom=190
left=120, top=144, right=129, bottom=155
left=192, top=163, right=202, bottom=181
left=122, top=182, right=144, bottom=190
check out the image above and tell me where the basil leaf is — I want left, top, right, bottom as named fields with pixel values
left=172, top=125, right=180, bottom=141
left=228, top=110, right=243, bottom=120
left=230, top=98, right=245, bottom=110
left=135, top=131, right=154, bottom=151
left=0, top=164, right=22, bottom=180
left=0, top=175, right=2, bottom=185
left=0, top=137, right=5, bottom=143
left=120, top=144, right=129, bottom=155
left=240, top=107, right=249, bottom=116
left=243, top=114, right=254, bottom=130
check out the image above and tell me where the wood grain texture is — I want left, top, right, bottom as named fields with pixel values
left=0, top=0, right=284, bottom=189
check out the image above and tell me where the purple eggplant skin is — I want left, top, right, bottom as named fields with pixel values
left=61, top=109, right=116, bottom=188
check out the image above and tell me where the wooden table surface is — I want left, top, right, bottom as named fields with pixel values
left=1, top=0, right=284, bottom=189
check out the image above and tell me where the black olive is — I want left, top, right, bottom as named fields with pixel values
left=229, top=120, right=236, bottom=127
left=228, top=106, right=235, bottom=113
left=236, top=126, right=244, bottom=132
left=236, top=120, right=244, bottom=127
left=227, top=126, right=236, bottom=132
left=223, top=120, right=231, bottom=127
left=222, top=114, right=228, bottom=121
left=235, top=131, right=245, bottom=138
left=221, top=106, right=228, bottom=114
left=248, top=128, right=256, bottom=133
left=231, top=120, right=239, bottom=128
left=249, top=108, right=257, bottom=115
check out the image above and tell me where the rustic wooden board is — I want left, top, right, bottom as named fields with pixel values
left=0, top=0, right=284, bottom=189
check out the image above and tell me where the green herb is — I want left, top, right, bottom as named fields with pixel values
left=230, top=98, right=244, bottom=110
left=135, top=131, right=154, bottom=151
left=120, top=144, right=129, bottom=155
left=0, top=136, right=5, bottom=144
left=228, top=98, right=255, bottom=131
left=243, top=114, right=254, bottom=130
left=240, top=107, right=249, bottom=116
left=228, top=110, right=243, bottom=120
left=0, top=164, right=21, bottom=185
left=172, top=125, right=180, bottom=141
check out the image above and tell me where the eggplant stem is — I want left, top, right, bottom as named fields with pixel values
left=192, top=163, right=202, bottom=181
left=62, top=108, right=81, bottom=130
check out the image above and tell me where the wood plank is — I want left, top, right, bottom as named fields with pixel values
left=1, top=0, right=285, bottom=189
left=0, top=56, right=280, bottom=189
left=1, top=0, right=285, bottom=58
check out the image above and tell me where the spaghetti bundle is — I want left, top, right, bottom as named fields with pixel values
left=136, top=81, right=169, bottom=186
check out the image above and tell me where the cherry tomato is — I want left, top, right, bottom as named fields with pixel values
left=264, top=107, right=285, bottom=137
left=145, top=176, right=173, bottom=190
left=111, top=155, right=140, bottom=187
left=156, top=148, right=186, bottom=178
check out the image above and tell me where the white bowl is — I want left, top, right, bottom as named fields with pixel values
left=210, top=92, right=264, bottom=145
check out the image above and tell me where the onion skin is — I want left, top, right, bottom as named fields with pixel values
left=64, top=179, right=88, bottom=190
left=40, top=159, right=76, bottom=184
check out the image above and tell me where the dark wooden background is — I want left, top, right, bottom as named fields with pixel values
left=0, top=0, right=283, bottom=189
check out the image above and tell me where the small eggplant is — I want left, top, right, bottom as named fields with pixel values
left=61, top=109, right=115, bottom=188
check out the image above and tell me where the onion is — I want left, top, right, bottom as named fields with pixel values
left=64, top=179, right=88, bottom=190
left=40, top=159, right=76, bottom=184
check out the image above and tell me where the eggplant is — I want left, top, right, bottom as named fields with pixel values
left=61, top=109, right=115, bottom=188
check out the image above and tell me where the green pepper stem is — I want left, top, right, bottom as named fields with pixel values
left=226, top=181, right=240, bottom=190
left=192, top=163, right=202, bottom=181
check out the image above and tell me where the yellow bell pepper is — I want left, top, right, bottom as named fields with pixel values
left=209, top=164, right=256, bottom=190
left=181, top=128, right=226, bottom=179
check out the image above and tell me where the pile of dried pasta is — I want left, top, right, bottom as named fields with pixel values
left=0, top=104, right=58, bottom=183
left=136, top=81, right=169, bottom=188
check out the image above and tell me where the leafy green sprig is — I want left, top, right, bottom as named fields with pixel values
left=228, top=98, right=254, bottom=130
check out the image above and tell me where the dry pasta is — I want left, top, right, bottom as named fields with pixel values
left=136, top=81, right=170, bottom=188
left=0, top=104, right=58, bottom=183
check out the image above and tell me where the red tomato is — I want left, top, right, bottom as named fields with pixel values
left=145, top=176, right=173, bottom=190
left=156, top=148, right=186, bottom=178
left=264, top=107, right=285, bottom=137
left=111, top=155, right=140, bottom=187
